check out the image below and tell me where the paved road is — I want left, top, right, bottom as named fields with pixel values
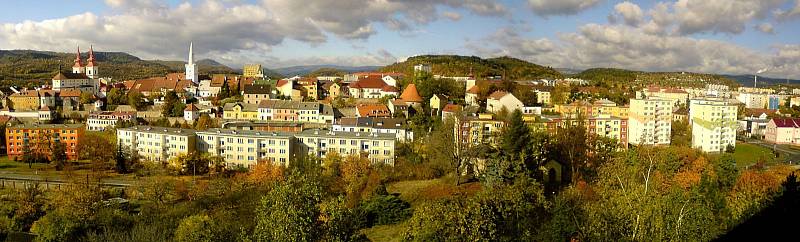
left=745, top=140, right=800, bottom=164
left=0, top=171, right=137, bottom=187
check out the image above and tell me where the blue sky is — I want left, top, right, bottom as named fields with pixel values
left=0, top=0, right=799, bottom=79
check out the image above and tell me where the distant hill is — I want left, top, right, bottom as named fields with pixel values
left=305, top=68, right=348, bottom=77
left=380, top=55, right=563, bottom=80
left=274, top=65, right=380, bottom=77
left=722, top=74, right=799, bottom=87
left=0, top=49, right=237, bottom=81
left=572, top=68, right=740, bottom=88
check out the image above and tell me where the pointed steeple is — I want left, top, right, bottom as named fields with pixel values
left=86, top=45, right=97, bottom=67
left=188, top=42, right=194, bottom=65
left=73, top=46, right=83, bottom=68
left=185, top=42, right=198, bottom=84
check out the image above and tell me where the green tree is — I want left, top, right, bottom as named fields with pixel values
left=50, top=137, right=67, bottom=171
left=80, top=92, right=95, bottom=105
left=127, top=91, right=147, bottom=111
left=254, top=172, right=322, bottom=242
left=114, top=144, right=128, bottom=173
left=106, top=88, right=127, bottom=105
left=174, top=214, right=217, bottom=242
left=501, top=109, right=530, bottom=161
left=162, top=90, right=179, bottom=117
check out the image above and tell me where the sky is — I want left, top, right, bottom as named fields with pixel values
left=0, top=0, right=799, bottom=79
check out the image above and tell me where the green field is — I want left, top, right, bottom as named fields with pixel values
left=732, top=143, right=779, bottom=168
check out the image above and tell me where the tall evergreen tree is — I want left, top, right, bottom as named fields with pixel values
left=502, top=109, right=530, bottom=161
left=162, top=90, right=179, bottom=117
left=114, top=144, right=128, bottom=173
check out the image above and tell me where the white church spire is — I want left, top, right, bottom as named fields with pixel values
left=185, top=42, right=198, bottom=84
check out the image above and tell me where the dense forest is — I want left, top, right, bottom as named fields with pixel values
left=381, top=55, right=564, bottom=80
left=573, top=68, right=740, bottom=88
left=0, top=50, right=239, bottom=81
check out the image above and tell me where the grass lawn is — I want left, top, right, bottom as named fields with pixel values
left=732, top=143, right=778, bottom=168
left=0, top=155, right=49, bottom=171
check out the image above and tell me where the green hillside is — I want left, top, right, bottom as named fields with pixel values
left=380, top=55, right=563, bottom=80
left=573, top=68, right=739, bottom=88
left=0, top=50, right=238, bottom=81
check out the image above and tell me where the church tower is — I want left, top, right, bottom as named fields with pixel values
left=185, top=42, right=198, bottom=84
left=72, top=46, right=84, bottom=74
left=85, top=45, right=99, bottom=79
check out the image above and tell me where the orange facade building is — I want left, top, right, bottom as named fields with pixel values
left=5, top=124, right=84, bottom=160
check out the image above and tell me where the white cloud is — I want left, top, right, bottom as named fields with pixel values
left=642, top=0, right=787, bottom=35
left=756, top=23, right=776, bottom=34
left=474, top=24, right=800, bottom=79
left=613, top=1, right=644, bottom=26
left=0, top=0, right=509, bottom=68
left=527, top=0, right=602, bottom=17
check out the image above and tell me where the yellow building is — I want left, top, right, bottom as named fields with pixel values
left=243, top=64, right=264, bottom=78
left=455, top=113, right=506, bottom=146
left=555, top=99, right=628, bottom=119
left=223, top=102, right=259, bottom=121
left=8, top=91, right=40, bottom=111
left=628, top=98, right=673, bottom=146
left=116, top=126, right=197, bottom=162
left=689, top=99, right=737, bottom=153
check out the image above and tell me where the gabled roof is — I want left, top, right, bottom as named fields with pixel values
left=53, top=72, right=89, bottom=80
left=59, top=88, right=82, bottom=97
left=746, top=108, right=777, bottom=117
left=466, top=85, right=480, bottom=94
left=356, top=104, right=391, bottom=117
left=772, top=118, right=800, bottom=128
left=243, top=84, right=272, bottom=94
left=351, top=76, right=388, bottom=89
left=399, top=84, right=423, bottom=102
left=382, top=85, right=399, bottom=92
left=184, top=103, right=199, bottom=111
left=443, top=104, right=462, bottom=113
left=488, top=91, right=509, bottom=100
left=276, top=79, right=290, bottom=87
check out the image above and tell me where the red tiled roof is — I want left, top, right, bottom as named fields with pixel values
left=443, top=104, right=462, bottom=113
left=184, top=103, right=199, bottom=111
left=351, top=76, right=388, bottom=89
left=466, top=85, right=480, bottom=94
left=488, top=91, right=509, bottom=99
left=399, top=84, right=422, bottom=102
left=357, top=104, right=391, bottom=117
left=276, top=79, right=290, bottom=87
left=746, top=108, right=777, bottom=116
left=382, top=85, right=399, bottom=92
left=772, top=118, right=800, bottom=128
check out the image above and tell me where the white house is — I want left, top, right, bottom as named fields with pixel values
left=486, top=91, right=523, bottom=113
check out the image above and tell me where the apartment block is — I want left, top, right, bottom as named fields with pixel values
left=455, top=113, right=506, bottom=147
left=117, top=126, right=197, bottom=162
left=333, top=117, right=414, bottom=141
left=689, top=99, right=737, bottom=153
left=628, top=98, right=673, bottom=146
left=86, top=111, right=136, bottom=131
left=196, top=129, right=294, bottom=168
left=6, top=124, right=83, bottom=160
left=295, top=129, right=396, bottom=165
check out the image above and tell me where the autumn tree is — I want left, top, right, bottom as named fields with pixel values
left=253, top=172, right=323, bottom=242
left=127, top=91, right=147, bottom=111
left=77, top=132, right=115, bottom=171
left=50, top=138, right=67, bottom=171
left=174, top=214, right=218, bottom=242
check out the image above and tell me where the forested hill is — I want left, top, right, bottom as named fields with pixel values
left=0, top=50, right=239, bottom=81
left=572, top=68, right=740, bottom=88
left=380, top=55, right=564, bottom=80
